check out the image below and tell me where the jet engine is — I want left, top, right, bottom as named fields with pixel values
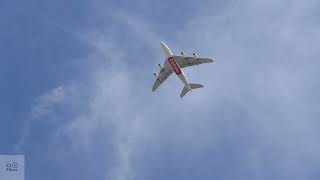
left=154, top=73, right=157, bottom=79
left=193, top=53, right=198, bottom=58
left=158, top=64, right=163, bottom=70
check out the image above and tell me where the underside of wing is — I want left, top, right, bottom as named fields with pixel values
left=152, top=62, right=173, bottom=92
left=173, top=55, right=214, bottom=69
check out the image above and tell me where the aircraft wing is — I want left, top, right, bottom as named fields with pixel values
left=152, top=61, right=173, bottom=92
left=173, top=55, right=214, bottom=69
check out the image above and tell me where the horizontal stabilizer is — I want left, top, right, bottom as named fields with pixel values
left=189, top=83, right=204, bottom=89
left=180, top=86, right=189, bottom=98
left=180, top=83, right=204, bottom=98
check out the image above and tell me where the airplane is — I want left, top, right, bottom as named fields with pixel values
left=152, top=42, right=214, bottom=98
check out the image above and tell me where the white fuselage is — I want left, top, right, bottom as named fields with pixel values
left=160, top=42, right=191, bottom=91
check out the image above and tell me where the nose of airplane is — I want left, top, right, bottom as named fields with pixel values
left=160, top=41, right=173, bottom=57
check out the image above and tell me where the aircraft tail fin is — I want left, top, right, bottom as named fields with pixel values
left=180, top=83, right=204, bottom=98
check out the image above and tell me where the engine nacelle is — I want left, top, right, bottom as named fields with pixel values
left=154, top=73, right=157, bottom=79
left=193, top=52, right=198, bottom=58
left=158, top=64, right=163, bottom=70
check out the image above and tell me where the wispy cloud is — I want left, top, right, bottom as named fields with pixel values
left=31, top=86, right=65, bottom=120
left=14, top=86, right=66, bottom=152
left=52, top=31, right=150, bottom=180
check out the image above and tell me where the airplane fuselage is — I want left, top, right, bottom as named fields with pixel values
left=167, top=57, right=192, bottom=91
left=160, top=42, right=191, bottom=91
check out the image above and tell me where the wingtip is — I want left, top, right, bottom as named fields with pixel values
left=152, top=87, right=156, bottom=92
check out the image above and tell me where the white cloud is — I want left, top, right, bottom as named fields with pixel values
left=52, top=33, right=147, bottom=180
left=172, top=0, right=320, bottom=178
left=14, top=86, right=67, bottom=153
left=31, top=86, right=65, bottom=120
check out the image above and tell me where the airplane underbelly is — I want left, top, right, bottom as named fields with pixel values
left=168, top=56, right=190, bottom=89
left=178, top=73, right=190, bottom=88
left=168, top=57, right=182, bottom=75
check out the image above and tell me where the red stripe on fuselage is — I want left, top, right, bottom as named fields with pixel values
left=168, top=57, right=181, bottom=75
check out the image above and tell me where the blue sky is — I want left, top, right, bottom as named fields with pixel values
left=1, top=0, right=320, bottom=179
